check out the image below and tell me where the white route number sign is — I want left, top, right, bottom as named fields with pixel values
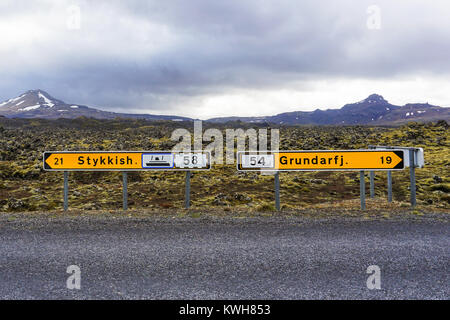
left=174, top=153, right=208, bottom=169
left=240, top=154, right=275, bottom=169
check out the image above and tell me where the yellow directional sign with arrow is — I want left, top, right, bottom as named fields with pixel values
left=43, top=151, right=211, bottom=171
left=238, top=150, right=405, bottom=171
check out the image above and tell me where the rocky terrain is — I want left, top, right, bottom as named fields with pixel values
left=0, top=117, right=448, bottom=213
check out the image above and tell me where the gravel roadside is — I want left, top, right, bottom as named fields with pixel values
left=0, top=211, right=448, bottom=299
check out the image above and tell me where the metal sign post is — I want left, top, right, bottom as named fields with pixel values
left=369, top=171, right=375, bottom=198
left=409, top=149, right=416, bottom=207
left=123, top=172, right=128, bottom=211
left=387, top=171, right=393, bottom=203
left=63, top=171, right=69, bottom=211
left=360, top=171, right=366, bottom=210
left=185, top=171, right=191, bottom=209
left=274, top=171, right=280, bottom=211
left=368, top=146, right=375, bottom=198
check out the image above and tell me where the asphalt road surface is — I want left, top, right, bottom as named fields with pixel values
left=0, top=214, right=448, bottom=299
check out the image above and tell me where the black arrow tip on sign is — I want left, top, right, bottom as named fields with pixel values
left=393, top=150, right=404, bottom=169
left=43, top=152, right=51, bottom=169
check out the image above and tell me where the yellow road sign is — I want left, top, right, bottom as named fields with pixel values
left=237, top=150, right=405, bottom=171
left=43, top=151, right=211, bottom=171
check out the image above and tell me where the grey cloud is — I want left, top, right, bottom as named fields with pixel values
left=1, top=0, right=450, bottom=113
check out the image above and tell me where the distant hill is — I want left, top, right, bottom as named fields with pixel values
left=0, top=90, right=448, bottom=125
left=0, top=90, right=191, bottom=121
left=208, top=94, right=450, bottom=125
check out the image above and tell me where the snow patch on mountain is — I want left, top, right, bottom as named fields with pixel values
left=10, top=95, right=23, bottom=103
left=20, top=105, right=41, bottom=111
left=38, top=92, right=55, bottom=107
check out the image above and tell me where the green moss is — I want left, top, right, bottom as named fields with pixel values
left=429, top=184, right=450, bottom=193
left=0, top=118, right=448, bottom=211
left=190, top=211, right=202, bottom=218
left=256, top=203, right=275, bottom=212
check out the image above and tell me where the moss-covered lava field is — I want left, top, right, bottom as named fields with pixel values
left=0, top=117, right=448, bottom=213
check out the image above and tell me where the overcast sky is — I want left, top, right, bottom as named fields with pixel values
left=1, top=0, right=450, bottom=119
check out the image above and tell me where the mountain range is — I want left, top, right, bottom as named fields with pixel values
left=0, top=90, right=448, bottom=125
left=0, top=90, right=190, bottom=122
